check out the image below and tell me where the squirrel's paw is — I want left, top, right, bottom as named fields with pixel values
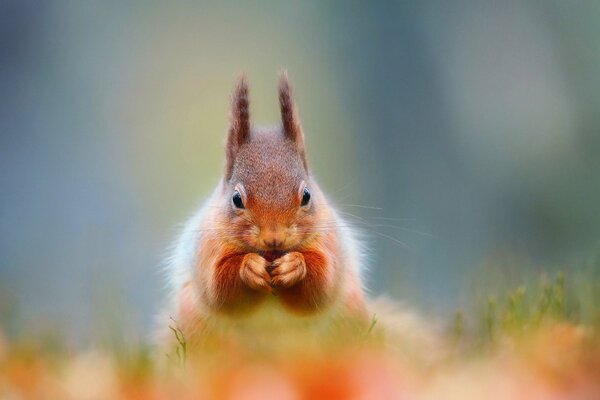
left=271, top=252, right=307, bottom=288
left=239, top=253, right=272, bottom=292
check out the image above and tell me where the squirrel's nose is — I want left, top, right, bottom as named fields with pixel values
left=262, top=224, right=286, bottom=249
left=263, top=238, right=283, bottom=249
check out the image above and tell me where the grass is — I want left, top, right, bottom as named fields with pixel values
left=364, top=313, right=378, bottom=337
left=1, top=270, right=600, bottom=399
left=166, top=317, right=187, bottom=367
left=454, top=272, right=579, bottom=347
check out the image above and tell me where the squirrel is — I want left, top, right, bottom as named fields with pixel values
left=160, top=72, right=370, bottom=355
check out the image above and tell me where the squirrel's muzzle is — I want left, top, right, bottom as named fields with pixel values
left=260, top=225, right=287, bottom=250
left=263, top=237, right=283, bottom=249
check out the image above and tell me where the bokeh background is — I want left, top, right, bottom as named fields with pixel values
left=1, top=0, right=600, bottom=346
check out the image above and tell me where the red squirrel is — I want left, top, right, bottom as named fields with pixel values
left=162, top=72, right=369, bottom=353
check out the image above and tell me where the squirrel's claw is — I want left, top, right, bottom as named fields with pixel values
left=240, top=253, right=272, bottom=293
left=270, top=252, right=307, bottom=288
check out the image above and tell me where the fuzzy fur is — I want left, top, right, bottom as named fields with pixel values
left=158, top=73, right=369, bottom=353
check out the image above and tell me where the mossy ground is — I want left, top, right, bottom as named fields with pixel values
left=1, top=271, right=599, bottom=399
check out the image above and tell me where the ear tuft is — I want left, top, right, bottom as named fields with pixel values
left=278, top=71, right=300, bottom=142
left=225, top=74, right=251, bottom=179
left=278, top=71, right=308, bottom=170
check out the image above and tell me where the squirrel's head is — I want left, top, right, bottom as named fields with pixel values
left=220, top=72, right=321, bottom=253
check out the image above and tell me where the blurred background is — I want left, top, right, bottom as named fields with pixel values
left=1, top=0, right=599, bottom=346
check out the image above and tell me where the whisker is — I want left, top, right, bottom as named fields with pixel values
left=373, top=225, right=433, bottom=237
left=337, top=204, right=384, bottom=211
left=327, top=179, right=357, bottom=196
left=370, top=216, right=416, bottom=222
left=335, top=210, right=412, bottom=249
left=368, top=230, right=411, bottom=249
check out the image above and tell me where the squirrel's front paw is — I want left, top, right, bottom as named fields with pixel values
left=240, top=253, right=271, bottom=292
left=271, top=252, right=307, bottom=288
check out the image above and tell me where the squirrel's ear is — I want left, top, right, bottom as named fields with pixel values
left=225, top=75, right=250, bottom=179
left=278, top=71, right=308, bottom=170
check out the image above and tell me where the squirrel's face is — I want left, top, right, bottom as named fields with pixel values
left=224, top=130, right=318, bottom=252
left=219, top=73, right=318, bottom=252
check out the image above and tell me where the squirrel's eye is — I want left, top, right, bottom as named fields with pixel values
left=301, top=187, right=311, bottom=207
left=232, top=190, right=244, bottom=209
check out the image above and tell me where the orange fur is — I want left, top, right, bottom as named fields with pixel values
left=165, top=72, right=367, bottom=353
